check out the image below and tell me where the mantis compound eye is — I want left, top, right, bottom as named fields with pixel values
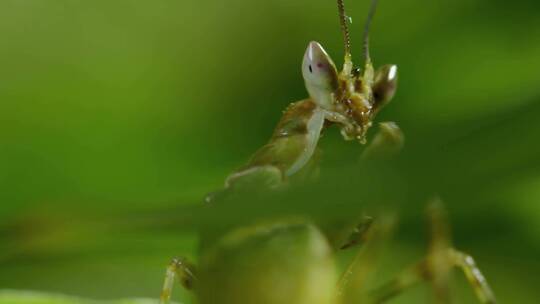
left=302, top=41, right=339, bottom=109
left=372, top=64, right=398, bottom=112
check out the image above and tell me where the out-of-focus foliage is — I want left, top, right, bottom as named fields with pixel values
left=1, top=0, right=539, bottom=303
left=0, top=290, right=172, bottom=304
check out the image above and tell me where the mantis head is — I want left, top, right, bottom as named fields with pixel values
left=299, top=1, right=399, bottom=143
left=302, top=41, right=339, bottom=110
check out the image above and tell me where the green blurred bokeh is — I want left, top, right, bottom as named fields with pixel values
left=1, top=0, right=539, bottom=303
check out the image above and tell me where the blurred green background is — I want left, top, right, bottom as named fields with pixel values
left=1, top=0, right=540, bottom=303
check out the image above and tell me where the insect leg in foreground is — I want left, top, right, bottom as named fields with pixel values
left=337, top=216, right=396, bottom=303
left=159, top=257, right=196, bottom=304
left=368, top=201, right=497, bottom=304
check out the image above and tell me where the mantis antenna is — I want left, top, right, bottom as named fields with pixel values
left=336, top=0, right=353, bottom=74
left=337, top=0, right=379, bottom=73
left=363, top=0, right=379, bottom=65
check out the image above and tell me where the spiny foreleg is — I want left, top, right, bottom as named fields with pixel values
left=337, top=216, right=396, bottom=303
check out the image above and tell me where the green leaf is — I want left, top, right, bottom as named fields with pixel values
left=0, top=290, right=175, bottom=304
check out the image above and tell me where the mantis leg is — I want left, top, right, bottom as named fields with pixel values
left=337, top=216, right=374, bottom=250
left=447, top=249, right=497, bottom=304
left=159, top=257, right=196, bottom=304
left=291, top=147, right=322, bottom=182
left=368, top=251, right=496, bottom=304
left=224, top=165, right=283, bottom=189
left=368, top=201, right=497, bottom=304
left=337, top=216, right=395, bottom=303
left=367, top=259, right=426, bottom=303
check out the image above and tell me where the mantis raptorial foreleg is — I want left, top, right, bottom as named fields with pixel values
left=224, top=165, right=283, bottom=190
left=159, top=257, right=196, bottom=304
left=368, top=201, right=497, bottom=304
left=290, top=148, right=323, bottom=182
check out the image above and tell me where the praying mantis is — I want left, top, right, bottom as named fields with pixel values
left=159, top=0, right=498, bottom=303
